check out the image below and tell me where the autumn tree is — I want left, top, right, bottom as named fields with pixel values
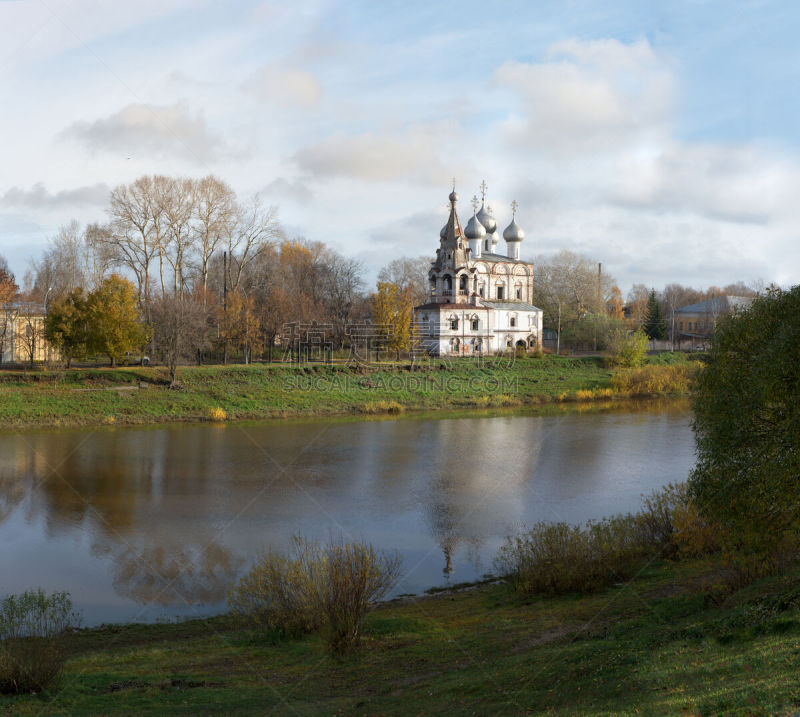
left=607, top=285, right=625, bottom=320
left=0, top=258, right=18, bottom=361
left=86, top=275, right=148, bottom=366
left=45, top=288, right=90, bottom=368
left=373, top=282, right=413, bottom=359
left=626, top=284, right=650, bottom=328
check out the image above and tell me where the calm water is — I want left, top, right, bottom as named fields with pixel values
left=0, top=402, right=694, bottom=625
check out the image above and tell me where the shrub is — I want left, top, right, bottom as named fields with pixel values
left=208, top=407, right=227, bottom=421
left=610, top=363, right=699, bottom=395
left=496, top=483, right=718, bottom=595
left=0, top=590, right=81, bottom=694
left=605, top=327, right=649, bottom=367
left=228, top=538, right=321, bottom=638
left=229, top=537, right=401, bottom=653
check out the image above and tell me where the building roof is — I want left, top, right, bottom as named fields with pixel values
left=482, top=300, right=542, bottom=312
left=414, top=302, right=479, bottom=311
left=476, top=252, right=525, bottom=264
left=676, top=295, right=753, bottom=314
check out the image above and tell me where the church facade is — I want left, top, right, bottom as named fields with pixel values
left=414, top=185, right=543, bottom=356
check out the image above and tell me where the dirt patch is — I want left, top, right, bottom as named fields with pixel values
left=104, top=678, right=224, bottom=693
left=513, top=624, right=578, bottom=652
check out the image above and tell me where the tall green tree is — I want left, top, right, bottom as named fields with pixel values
left=45, top=288, right=89, bottom=368
left=87, top=275, right=148, bottom=366
left=689, top=287, right=799, bottom=563
left=643, top=289, right=667, bottom=340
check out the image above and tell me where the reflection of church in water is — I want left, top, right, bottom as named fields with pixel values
left=414, top=182, right=544, bottom=356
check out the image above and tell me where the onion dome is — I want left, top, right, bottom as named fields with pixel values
left=464, top=211, right=486, bottom=240
left=440, top=223, right=447, bottom=239
left=489, top=230, right=500, bottom=247
left=476, top=203, right=496, bottom=234
left=449, top=189, right=458, bottom=203
left=503, top=219, right=524, bottom=242
left=503, top=200, right=524, bottom=242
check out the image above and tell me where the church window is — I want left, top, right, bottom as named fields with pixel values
left=484, top=239, right=489, bottom=251
left=471, top=318, right=479, bottom=331
left=497, top=286, right=505, bottom=300
left=510, top=317, right=516, bottom=327
left=479, top=285, right=485, bottom=298
left=516, top=288, right=522, bottom=300
left=450, top=318, right=459, bottom=331
left=459, top=275, right=468, bottom=293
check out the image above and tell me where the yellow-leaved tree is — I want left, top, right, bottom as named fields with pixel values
left=373, top=281, right=413, bottom=360
left=87, top=275, right=148, bottom=366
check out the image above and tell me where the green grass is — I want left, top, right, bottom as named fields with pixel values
left=0, top=355, right=694, bottom=429
left=6, top=559, right=800, bottom=714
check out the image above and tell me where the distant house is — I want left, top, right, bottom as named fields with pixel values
left=674, top=295, right=753, bottom=348
left=0, top=302, right=58, bottom=364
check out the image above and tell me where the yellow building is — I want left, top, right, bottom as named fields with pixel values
left=675, top=296, right=753, bottom=348
left=0, top=303, right=58, bottom=364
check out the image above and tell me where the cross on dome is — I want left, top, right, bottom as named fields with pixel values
left=471, top=195, right=480, bottom=213
left=510, top=200, right=518, bottom=218
left=479, top=180, right=488, bottom=202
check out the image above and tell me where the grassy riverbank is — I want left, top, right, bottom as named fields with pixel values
left=6, top=558, right=800, bottom=715
left=0, top=354, right=696, bottom=429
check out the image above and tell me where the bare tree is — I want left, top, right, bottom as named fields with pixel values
left=149, top=293, right=209, bottom=387
left=377, top=255, right=431, bottom=306
left=224, top=195, right=283, bottom=292
left=108, top=176, right=163, bottom=302
left=192, top=175, right=235, bottom=296
left=159, top=176, right=195, bottom=297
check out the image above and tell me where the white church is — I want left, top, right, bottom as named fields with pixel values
left=414, top=183, right=543, bottom=356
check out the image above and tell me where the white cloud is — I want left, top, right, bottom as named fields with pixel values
left=60, top=102, right=224, bottom=162
left=246, top=63, right=322, bottom=108
left=293, top=125, right=466, bottom=183
left=494, top=38, right=674, bottom=156
left=610, top=143, right=800, bottom=225
left=263, top=177, right=313, bottom=204
left=0, top=182, right=109, bottom=211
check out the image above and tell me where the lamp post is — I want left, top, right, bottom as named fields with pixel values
left=43, top=286, right=52, bottom=364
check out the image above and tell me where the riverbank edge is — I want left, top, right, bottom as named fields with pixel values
left=6, top=558, right=800, bottom=714
left=0, top=356, right=695, bottom=431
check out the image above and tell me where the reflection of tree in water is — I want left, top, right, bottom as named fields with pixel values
left=0, top=470, right=26, bottom=526
left=424, top=417, right=542, bottom=580
left=102, top=542, right=243, bottom=606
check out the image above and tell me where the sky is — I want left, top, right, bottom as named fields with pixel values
left=1, top=0, right=799, bottom=293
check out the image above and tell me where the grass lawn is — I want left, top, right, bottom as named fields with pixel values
left=5, top=558, right=800, bottom=715
left=0, top=355, right=693, bottom=430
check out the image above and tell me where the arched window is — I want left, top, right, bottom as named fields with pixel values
left=510, top=314, right=517, bottom=328
left=496, top=284, right=505, bottom=300
left=443, top=275, right=453, bottom=295
left=448, top=315, right=458, bottom=331
left=470, top=315, right=479, bottom=331
left=459, top=275, right=468, bottom=293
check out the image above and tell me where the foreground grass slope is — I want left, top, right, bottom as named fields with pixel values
left=5, top=559, right=800, bottom=715
left=0, top=355, right=694, bottom=429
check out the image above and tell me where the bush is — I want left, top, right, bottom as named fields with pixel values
left=0, top=590, right=81, bottom=694
left=229, top=537, right=401, bottom=653
left=496, top=483, right=718, bottom=595
left=605, top=327, right=649, bottom=367
left=610, top=363, right=699, bottom=395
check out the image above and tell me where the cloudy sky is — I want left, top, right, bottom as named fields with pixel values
left=1, top=0, right=798, bottom=292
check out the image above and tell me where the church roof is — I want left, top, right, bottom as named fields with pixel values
left=476, top=252, right=529, bottom=265
left=481, top=300, right=542, bottom=312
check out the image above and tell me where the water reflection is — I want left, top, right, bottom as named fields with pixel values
left=0, top=401, right=694, bottom=624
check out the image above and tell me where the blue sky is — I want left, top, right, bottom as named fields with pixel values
left=1, top=0, right=799, bottom=292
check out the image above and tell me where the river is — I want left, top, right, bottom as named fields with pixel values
left=0, top=401, right=694, bottom=624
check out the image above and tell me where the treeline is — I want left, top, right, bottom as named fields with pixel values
left=1, top=174, right=766, bottom=369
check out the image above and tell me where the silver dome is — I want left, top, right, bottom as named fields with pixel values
left=476, top=203, right=496, bottom=234
left=440, top=223, right=447, bottom=239
left=503, top=219, right=524, bottom=242
left=490, top=230, right=499, bottom=246
left=449, top=190, right=458, bottom=203
left=464, top=213, right=487, bottom=240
